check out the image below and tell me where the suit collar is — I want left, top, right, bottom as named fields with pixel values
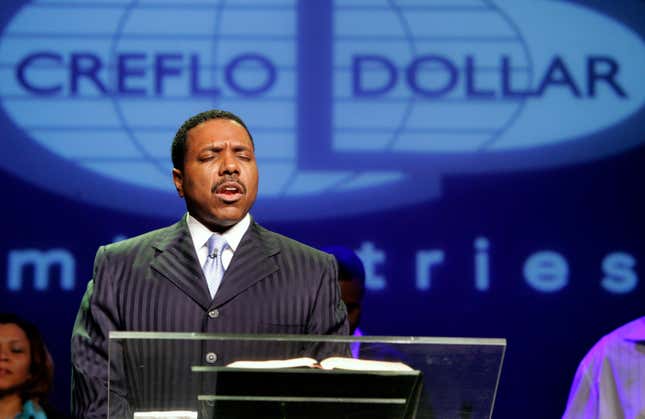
left=150, top=218, right=213, bottom=310
left=210, top=221, right=280, bottom=308
left=149, top=218, right=281, bottom=311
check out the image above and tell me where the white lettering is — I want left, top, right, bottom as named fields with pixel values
left=601, top=252, right=637, bottom=294
left=524, top=251, right=568, bottom=292
left=356, top=241, right=387, bottom=291
left=416, top=250, right=445, bottom=291
left=7, top=249, right=75, bottom=291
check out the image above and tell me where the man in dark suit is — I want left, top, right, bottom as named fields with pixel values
left=70, top=110, right=348, bottom=418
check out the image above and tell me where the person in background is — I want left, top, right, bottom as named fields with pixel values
left=321, top=246, right=366, bottom=358
left=0, top=313, right=53, bottom=419
left=562, top=316, right=645, bottom=419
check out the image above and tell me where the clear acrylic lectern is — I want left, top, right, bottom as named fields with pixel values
left=108, top=332, right=506, bottom=419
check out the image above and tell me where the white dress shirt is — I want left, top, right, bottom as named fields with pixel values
left=563, top=316, right=645, bottom=419
left=187, top=212, right=251, bottom=271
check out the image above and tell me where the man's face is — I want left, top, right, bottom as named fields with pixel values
left=173, top=118, right=258, bottom=231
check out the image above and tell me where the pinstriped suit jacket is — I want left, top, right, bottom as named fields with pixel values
left=70, top=217, right=348, bottom=418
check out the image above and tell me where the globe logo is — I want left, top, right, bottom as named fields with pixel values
left=0, top=0, right=644, bottom=220
left=325, top=0, right=645, bottom=174
left=332, top=0, right=533, bottom=155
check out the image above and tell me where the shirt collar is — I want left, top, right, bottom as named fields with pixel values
left=622, top=316, right=645, bottom=342
left=186, top=212, right=251, bottom=252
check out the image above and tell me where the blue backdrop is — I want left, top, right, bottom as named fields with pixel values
left=1, top=1, right=644, bottom=417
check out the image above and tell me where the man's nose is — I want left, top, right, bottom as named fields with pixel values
left=219, top=150, right=240, bottom=175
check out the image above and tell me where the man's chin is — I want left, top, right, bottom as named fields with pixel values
left=207, top=207, right=249, bottom=228
left=187, top=201, right=251, bottom=229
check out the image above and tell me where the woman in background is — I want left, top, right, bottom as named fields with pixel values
left=0, top=313, right=53, bottom=419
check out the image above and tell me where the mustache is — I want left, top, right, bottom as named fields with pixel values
left=212, top=176, right=246, bottom=194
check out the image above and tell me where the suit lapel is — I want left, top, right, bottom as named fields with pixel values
left=150, top=218, right=213, bottom=310
left=211, top=222, right=279, bottom=308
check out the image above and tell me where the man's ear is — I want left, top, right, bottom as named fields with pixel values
left=172, top=168, right=184, bottom=197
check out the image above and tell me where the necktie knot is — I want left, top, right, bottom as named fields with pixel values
left=207, top=234, right=228, bottom=259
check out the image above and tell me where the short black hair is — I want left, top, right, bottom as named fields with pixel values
left=171, top=109, right=254, bottom=171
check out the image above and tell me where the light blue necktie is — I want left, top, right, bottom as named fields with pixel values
left=203, top=234, right=228, bottom=298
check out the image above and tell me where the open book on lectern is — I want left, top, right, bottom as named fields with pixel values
left=195, top=358, right=423, bottom=419
left=128, top=358, right=420, bottom=418
left=226, top=356, right=414, bottom=371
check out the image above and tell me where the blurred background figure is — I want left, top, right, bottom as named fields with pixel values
left=321, top=246, right=366, bottom=357
left=0, top=313, right=61, bottom=419
left=562, top=316, right=645, bottom=419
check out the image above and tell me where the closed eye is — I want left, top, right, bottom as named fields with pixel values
left=237, top=153, right=252, bottom=161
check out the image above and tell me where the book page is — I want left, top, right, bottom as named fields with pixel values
left=319, top=357, right=414, bottom=371
left=226, top=357, right=318, bottom=369
left=133, top=411, right=197, bottom=419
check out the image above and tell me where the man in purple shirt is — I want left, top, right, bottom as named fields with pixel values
left=563, top=316, right=645, bottom=418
